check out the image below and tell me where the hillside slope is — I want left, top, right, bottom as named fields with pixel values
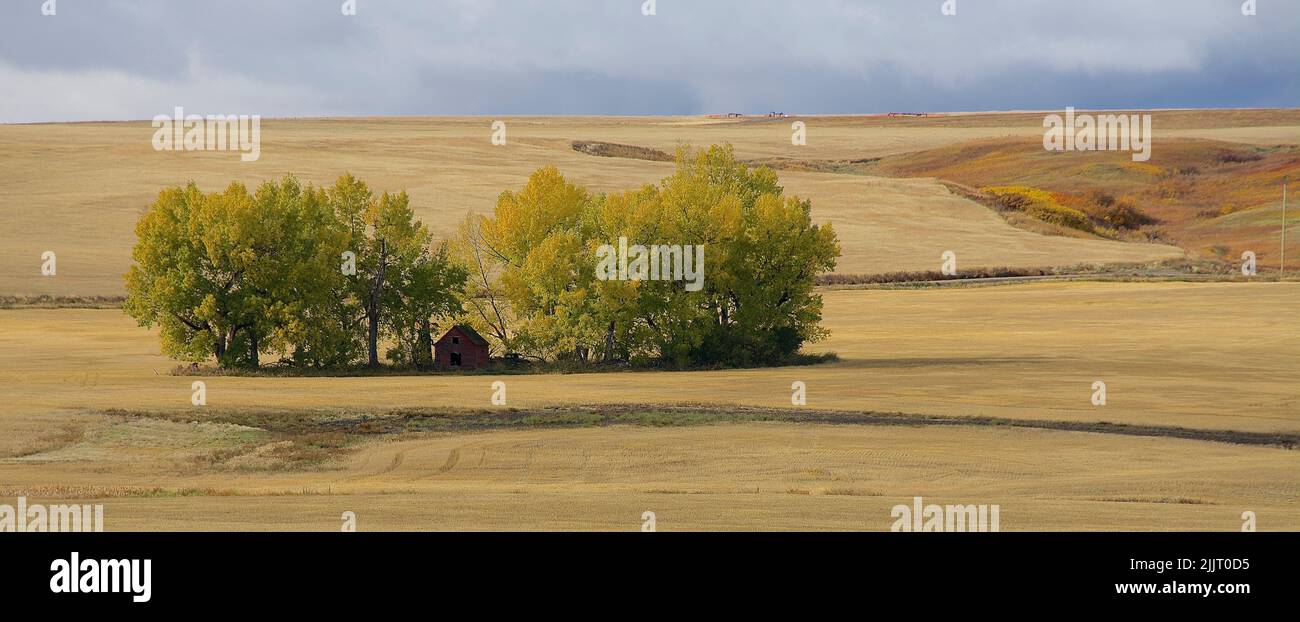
left=0, top=116, right=1185, bottom=296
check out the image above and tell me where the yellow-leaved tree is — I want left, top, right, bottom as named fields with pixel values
left=460, top=145, right=840, bottom=366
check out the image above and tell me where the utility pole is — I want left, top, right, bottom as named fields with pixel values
left=1282, top=183, right=1287, bottom=278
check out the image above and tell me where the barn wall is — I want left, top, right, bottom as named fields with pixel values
left=434, top=327, right=489, bottom=370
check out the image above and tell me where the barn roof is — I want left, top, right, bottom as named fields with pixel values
left=449, top=324, right=489, bottom=346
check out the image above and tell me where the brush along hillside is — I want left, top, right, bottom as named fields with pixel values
left=868, top=136, right=1299, bottom=266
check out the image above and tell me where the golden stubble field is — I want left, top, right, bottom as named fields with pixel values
left=1, top=282, right=1297, bottom=530
left=0, top=114, right=1200, bottom=297
left=4, top=424, right=1296, bottom=532
left=1, top=282, right=1296, bottom=432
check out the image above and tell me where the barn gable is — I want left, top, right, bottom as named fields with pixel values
left=433, top=325, right=491, bottom=370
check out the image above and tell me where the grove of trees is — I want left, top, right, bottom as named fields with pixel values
left=124, top=174, right=466, bottom=369
left=125, top=145, right=840, bottom=370
left=455, top=144, right=841, bottom=367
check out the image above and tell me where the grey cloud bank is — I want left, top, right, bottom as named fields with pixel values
left=1, top=0, right=1296, bottom=123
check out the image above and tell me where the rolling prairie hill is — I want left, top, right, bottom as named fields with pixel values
left=867, top=136, right=1300, bottom=266
left=0, top=114, right=1201, bottom=297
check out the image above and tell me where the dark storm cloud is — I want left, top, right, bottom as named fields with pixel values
left=0, top=0, right=1296, bottom=122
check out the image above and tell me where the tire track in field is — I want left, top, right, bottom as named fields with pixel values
left=380, top=450, right=404, bottom=474
left=438, top=448, right=460, bottom=473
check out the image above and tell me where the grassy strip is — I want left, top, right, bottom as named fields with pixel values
left=570, top=140, right=674, bottom=161
left=100, top=404, right=1300, bottom=449
left=0, top=485, right=360, bottom=499
left=816, top=258, right=1264, bottom=287
left=569, top=141, right=881, bottom=175
left=0, top=295, right=126, bottom=309
left=170, top=352, right=840, bottom=378
left=4, top=262, right=1271, bottom=309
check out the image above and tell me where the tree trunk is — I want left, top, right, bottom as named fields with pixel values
left=367, top=239, right=387, bottom=367
left=603, top=321, right=615, bottom=361
left=416, top=319, right=434, bottom=369
left=367, top=310, right=380, bottom=367
left=219, top=325, right=239, bottom=368
left=248, top=329, right=260, bottom=368
left=214, top=331, right=227, bottom=365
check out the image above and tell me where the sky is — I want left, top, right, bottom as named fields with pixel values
left=1, top=0, right=1297, bottom=123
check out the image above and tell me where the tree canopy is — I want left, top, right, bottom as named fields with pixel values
left=125, top=174, right=466, bottom=368
left=458, top=145, right=840, bottom=367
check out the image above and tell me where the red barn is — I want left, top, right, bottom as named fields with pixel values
left=434, top=325, right=490, bottom=370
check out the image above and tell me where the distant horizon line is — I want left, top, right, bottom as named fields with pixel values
left=5, top=106, right=1298, bottom=126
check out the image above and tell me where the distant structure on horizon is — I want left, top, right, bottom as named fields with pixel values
left=706, top=112, right=793, bottom=119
